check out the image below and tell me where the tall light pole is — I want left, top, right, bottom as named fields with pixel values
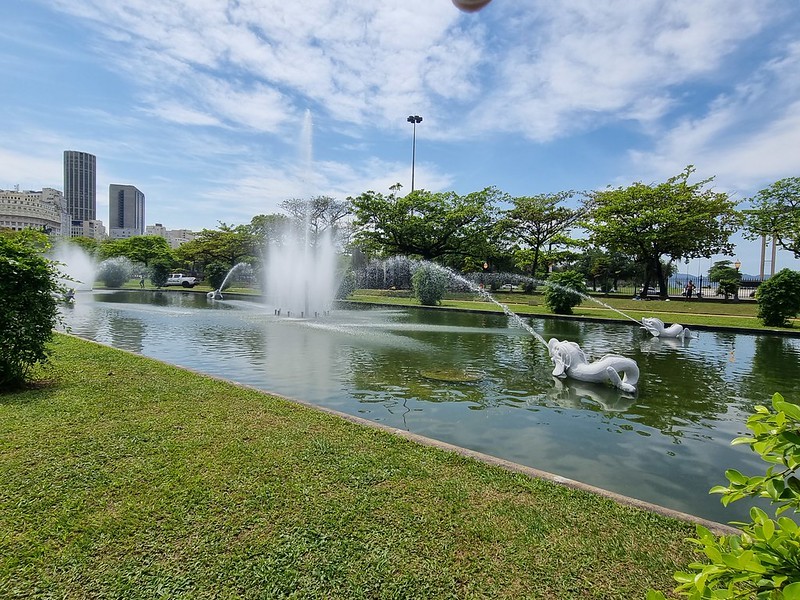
left=407, top=115, right=422, bottom=192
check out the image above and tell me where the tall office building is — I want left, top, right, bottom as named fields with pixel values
left=63, top=150, right=96, bottom=223
left=108, top=184, right=145, bottom=239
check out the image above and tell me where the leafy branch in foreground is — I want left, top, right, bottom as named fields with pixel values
left=649, top=393, right=800, bottom=599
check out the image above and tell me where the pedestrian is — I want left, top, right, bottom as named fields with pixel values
left=684, top=280, right=695, bottom=299
left=140, top=274, right=145, bottom=289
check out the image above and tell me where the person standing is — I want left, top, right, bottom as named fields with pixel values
left=685, top=280, right=695, bottom=298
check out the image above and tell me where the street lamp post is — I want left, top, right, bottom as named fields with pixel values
left=407, top=115, right=422, bottom=192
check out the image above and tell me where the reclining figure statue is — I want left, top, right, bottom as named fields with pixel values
left=640, top=316, right=695, bottom=339
left=547, top=338, right=639, bottom=393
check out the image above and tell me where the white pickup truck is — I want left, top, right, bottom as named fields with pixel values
left=165, top=273, right=198, bottom=288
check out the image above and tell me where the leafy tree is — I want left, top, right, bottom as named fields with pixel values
left=205, top=262, right=230, bottom=291
left=0, top=230, right=61, bottom=389
left=543, top=270, right=586, bottom=314
left=649, top=393, right=800, bottom=599
left=743, top=177, right=800, bottom=258
left=708, top=260, right=742, bottom=300
left=248, top=214, right=290, bottom=246
left=411, top=263, right=450, bottom=306
left=65, top=236, right=100, bottom=257
left=175, top=223, right=258, bottom=272
left=756, top=269, right=800, bottom=327
left=573, top=246, right=637, bottom=293
left=118, top=235, right=173, bottom=267
left=584, top=166, right=740, bottom=297
left=504, top=191, right=584, bottom=279
left=350, top=186, right=505, bottom=266
left=149, top=258, right=172, bottom=288
left=280, top=196, right=351, bottom=246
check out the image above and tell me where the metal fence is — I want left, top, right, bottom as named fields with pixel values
left=589, top=277, right=761, bottom=300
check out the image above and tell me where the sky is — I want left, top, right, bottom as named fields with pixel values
left=1, top=0, right=799, bottom=276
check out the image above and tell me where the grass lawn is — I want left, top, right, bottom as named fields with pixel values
left=348, top=289, right=799, bottom=333
left=0, top=335, right=699, bottom=599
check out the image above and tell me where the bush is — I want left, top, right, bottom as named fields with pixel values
left=97, top=257, right=133, bottom=288
left=411, top=263, right=449, bottom=306
left=205, top=262, right=230, bottom=291
left=149, top=258, right=172, bottom=288
left=756, top=269, right=800, bottom=327
left=649, top=392, right=800, bottom=599
left=543, top=270, right=587, bottom=314
left=0, top=231, right=61, bottom=390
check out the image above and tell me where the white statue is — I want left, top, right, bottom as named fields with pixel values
left=641, top=317, right=696, bottom=339
left=547, top=338, right=639, bottom=393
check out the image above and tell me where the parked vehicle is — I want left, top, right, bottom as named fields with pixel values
left=165, top=273, right=198, bottom=288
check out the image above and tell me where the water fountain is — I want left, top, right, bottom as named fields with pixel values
left=387, top=258, right=642, bottom=393
left=208, top=262, right=251, bottom=301
left=641, top=317, right=697, bottom=339
left=50, top=242, right=96, bottom=292
left=261, top=109, right=339, bottom=318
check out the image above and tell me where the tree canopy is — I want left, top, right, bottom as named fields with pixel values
left=743, top=177, right=800, bottom=258
left=504, top=191, right=584, bottom=278
left=349, top=187, right=505, bottom=267
left=583, top=166, right=740, bottom=294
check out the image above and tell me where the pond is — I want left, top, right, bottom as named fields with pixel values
left=58, top=290, right=800, bottom=524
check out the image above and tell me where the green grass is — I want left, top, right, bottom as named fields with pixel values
left=1, top=335, right=698, bottom=599
left=349, top=289, right=799, bottom=333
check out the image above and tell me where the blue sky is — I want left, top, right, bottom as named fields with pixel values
left=1, top=0, right=799, bottom=276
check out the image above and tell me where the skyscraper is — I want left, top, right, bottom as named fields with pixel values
left=63, top=150, right=96, bottom=223
left=108, top=184, right=145, bottom=239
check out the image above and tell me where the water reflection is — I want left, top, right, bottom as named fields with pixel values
left=58, top=291, right=800, bottom=524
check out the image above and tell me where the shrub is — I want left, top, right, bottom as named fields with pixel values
left=0, top=231, right=61, bottom=390
left=149, top=258, right=172, bottom=288
left=205, top=262, right=230, bottom=291
left=543, top=270, right=586, bottom=314
left=649, top=392, right=800, bottom=599
left=97, top=256, right=133, bottom=288
left=411, top=263, right=449, bottom=306
left=756, top=269, right=800, bottom=327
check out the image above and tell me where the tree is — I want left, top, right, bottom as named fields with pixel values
left=756, top=268, right=800, bottom=327
left=280, top=196, right=351, bottom=246
left=350, top=187, right=505, bottom=267
left=247, top=214, right=290, bottom=246
left=118, top=235, right=173, bottom=267
left=0, top=230, right=61, bottom=389
left=584, top=166, right=740, bottom=297
left=175, top=223, right=258, bottom=272
left=504, top=191, right=584, bottom=279
left=708, top=260, right=742, bottom=300
left=743, top=177, right=800, bottom=258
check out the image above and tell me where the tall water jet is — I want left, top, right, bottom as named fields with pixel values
left=50, top=242, right=96, bottom=291
left=264, top=109, right=338, bottom=317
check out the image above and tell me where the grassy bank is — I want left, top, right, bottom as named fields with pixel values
left=1, top=335, right=697, bottom=599
left=349, top=289, right=799, bottom=333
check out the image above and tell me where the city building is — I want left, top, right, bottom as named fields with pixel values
left=145, top=223, right=197, bottom=248
left=109, top=184, right=145, bottom=239
left=70, top=219, right=106, bottom=240
left=63, top=150, right=96, bottom=227
left=0, top=187, right=69, bottom=234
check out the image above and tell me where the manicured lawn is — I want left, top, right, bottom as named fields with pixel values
left=349, top=289, right=799, bottom=333
left=1, top=335, right=698, bottom=598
